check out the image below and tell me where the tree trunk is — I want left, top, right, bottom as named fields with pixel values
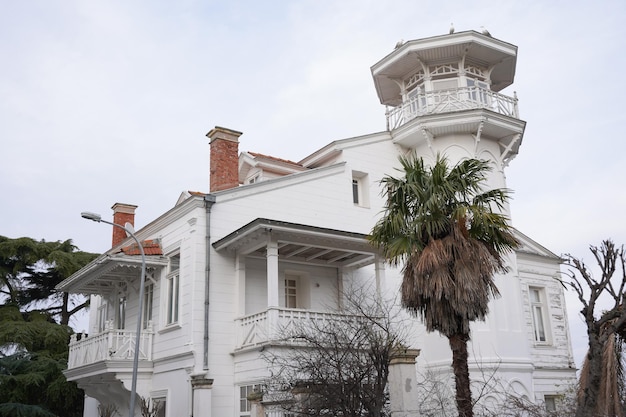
left=60, top=292, right=70, bottom=326
left=449, top=333, right=473, bottom=417
left=576, top=328, right=604, bottom=417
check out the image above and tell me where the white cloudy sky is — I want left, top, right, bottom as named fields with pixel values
left=2, top=1, right=625, bottom=367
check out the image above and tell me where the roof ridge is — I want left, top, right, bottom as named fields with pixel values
left=247, top=151, right=303, bottom=166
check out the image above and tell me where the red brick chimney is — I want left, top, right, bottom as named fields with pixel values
left=111, top=203, right=137, bottom=247
left=207, top=126, right=242, bottom=192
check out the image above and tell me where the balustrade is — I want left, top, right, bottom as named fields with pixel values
left=235, top=308, right=363, bottom=350
left=386, top=86, right=519, bottom=130
left=67, top=322, right=154, bottom=369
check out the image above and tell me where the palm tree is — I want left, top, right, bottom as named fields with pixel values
left=369, top=154, right=519, bottom=417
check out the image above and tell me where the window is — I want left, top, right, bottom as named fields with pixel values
left=143, top=282, right=154, bottom=329
left=166, top=254, right=180, bottom=325
left=407, top=84, right=426, bottom=114
left=150, top=391, right=167, bottom=417
left=466, top=78, right=489, bottom=105
left=544, top=395, right=558, bottom=412
left=97, top=302, right=107, bottom=333
left=352, top=179, right=359, bottom=204
left=239, top=384, right=262, bottom=417
left=285, top=276, right=297, bottom=308
left=156, top=400, right=166, bottom=417
left=248, top=174, right=260, bottom=184
left=432, top=78, right=458, bottom=91
left=530, top=287, right=548, bottom=343
left=351, top=171, right=369, bottom=207
left=116, top=296, right=126, bottom=329
left=432, top=78, right=459, bottom=108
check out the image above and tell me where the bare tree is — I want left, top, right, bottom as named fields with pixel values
left=491, top=390, right=577, bottom=417
left=560, top=239, right=626, bottom=417
left=263, top=284, right=410, bottom=417
left=139, top=397, right=163, bottom=417
left=416, top=358, right=578, bottom=417
left=97, top=403, right=119, bottom=417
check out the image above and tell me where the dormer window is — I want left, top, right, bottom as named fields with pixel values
left=248, top=174, right=260, bottom=184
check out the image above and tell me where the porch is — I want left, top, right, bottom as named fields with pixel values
left=386, top=85, right=519, bottom=130
left=214, top=218, right=384, bottom=318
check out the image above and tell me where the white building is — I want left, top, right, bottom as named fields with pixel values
left=58, top=30, right=576, bottom=417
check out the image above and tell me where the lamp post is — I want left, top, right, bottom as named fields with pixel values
left=81, top=211, right=146, bottom=417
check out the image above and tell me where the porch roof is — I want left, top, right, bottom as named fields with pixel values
left=213, top=218, right=379, bottom=268
left=56, top=253, right=169, bottom=295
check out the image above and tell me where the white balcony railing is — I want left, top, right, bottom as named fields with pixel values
left=67, top=321, right=154, bottom=369
left=236, top=308, right=362, bottom=350
left=386, top=86, right=519, bottom=130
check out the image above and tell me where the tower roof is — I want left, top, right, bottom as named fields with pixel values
left=371, top=30, right=518, bottom=106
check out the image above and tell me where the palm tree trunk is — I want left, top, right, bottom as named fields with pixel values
left=449, top=333, right=473, bottom=417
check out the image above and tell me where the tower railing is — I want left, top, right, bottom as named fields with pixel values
left=386, top=86, right=519, bottom=130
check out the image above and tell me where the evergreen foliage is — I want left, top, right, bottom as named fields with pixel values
left=0, top=306, right=84, bottom=417
left=0, top=236, right=97, bottom=417
left=0, top=236, right=97, bottom=325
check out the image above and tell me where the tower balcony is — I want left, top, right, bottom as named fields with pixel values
left=386, top=85, right=519, bottom=130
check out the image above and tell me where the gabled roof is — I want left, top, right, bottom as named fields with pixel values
left=514, top=229, right=560, bottom=260
left=56, top=240, right=168, bottom=295
left=176, top=190, right=207, bottom=206
left=247, top=152, right=302, bottom=166
left=298, top=131, right=390, bottom=168
left=121, top=239, right=163, bottom=256
left=239, top=151, right=308, bottom=183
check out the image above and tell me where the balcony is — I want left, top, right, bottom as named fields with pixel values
left=236, top=307, right=361, bottom=351
left=67, top=321, right=154, bottom=369
left=386, top=86, right=519, bottom=130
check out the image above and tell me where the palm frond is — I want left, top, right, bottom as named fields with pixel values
left=370, top=154, right=519, bottom=339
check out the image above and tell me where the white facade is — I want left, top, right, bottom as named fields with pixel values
left=59, top=30, right=576, bottom=417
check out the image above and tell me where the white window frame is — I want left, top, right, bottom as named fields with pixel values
left=239, top=384, right=262, bottom=417
left=544, top=395, right=559, bottom=412
left=466, top=78, right=490, bottom=105
left=143, top=282, right=154, bottom=329
left=406, top=83, right=425, bottom=114
left=284, top=275, right=298, bottom=309
left=166, top=253, right=180, bottom=326
left=352, top=179, right=360, bottom=205
left=351, top=171, right=369, bottom=207
left=97, top=301, right=107, bottom=333
left=529, top=287, right=550, bottom=344
left=150, top=389, right=167, bottom=417
left=116, top=295, right=126, bottom=330
left=432, top=78, right=458, bottom=91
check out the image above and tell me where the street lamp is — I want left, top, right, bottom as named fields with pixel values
left=81, top=211, right=146, bottom=417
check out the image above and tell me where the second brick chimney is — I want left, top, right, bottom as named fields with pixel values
left=207, top=126, right=243, bottom=192
left=111, top=203, right=137, bottom=247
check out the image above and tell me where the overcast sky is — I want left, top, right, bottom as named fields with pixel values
left=2, top=0, right=625, bottom=368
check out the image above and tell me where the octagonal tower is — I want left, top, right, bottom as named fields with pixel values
left=370, top=32, right=578, bottom=409
left=371, top=30, right=525, bottom=198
